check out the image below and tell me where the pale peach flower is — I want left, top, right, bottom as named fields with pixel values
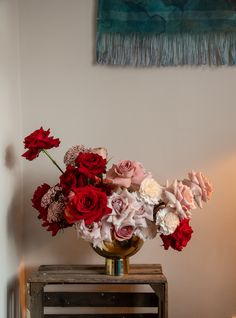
left=164, top=180, right=196, bottom=219
left=183, top=171, right=213, bottom=208
left=139, top=177, right=163, bottom=205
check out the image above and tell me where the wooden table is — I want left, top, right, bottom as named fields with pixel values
left=27, top=264, right=168, bottom=318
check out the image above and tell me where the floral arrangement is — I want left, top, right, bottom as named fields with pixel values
left=22, top=127, right=213, bottom=252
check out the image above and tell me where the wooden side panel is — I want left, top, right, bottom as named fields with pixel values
left=29, top=283, right=44, bottom=318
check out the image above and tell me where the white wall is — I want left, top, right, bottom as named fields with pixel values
left=0, top=0, right=23, bottom=317
left=20, top=1, right=236, bottom=318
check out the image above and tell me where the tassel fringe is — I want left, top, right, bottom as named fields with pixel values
left=96, top=32, right=236, bottom=66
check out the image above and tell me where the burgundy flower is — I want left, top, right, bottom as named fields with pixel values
left=59, top=165, right=87, bottom=195
left=22, top=127, right=60, bottom=161
left=32, top=183, right=51, bottom=220
left=64, top=185, right=111, bottom=225
left=160, top=219, right=193, bottom=251
left=42, top=219, right=72, bottom=237
left=76, top=152, right=106, bottom=178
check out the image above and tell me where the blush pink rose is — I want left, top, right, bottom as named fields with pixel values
left=183, top=171, right=213, bottom=208
left=164, top=180, right=196, bottom=219
left=114, top=224, right=135, bottom=241
left=106, top=160, right=147, bottom=188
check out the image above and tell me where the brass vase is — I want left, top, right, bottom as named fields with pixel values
left=92, top=236, right=143, bottom=276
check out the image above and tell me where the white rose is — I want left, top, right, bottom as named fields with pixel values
left=139, top=177, right=163, bottom=205
left=156, top=207, right=180, bottom=235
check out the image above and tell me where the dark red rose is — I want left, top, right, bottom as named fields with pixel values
left=59, top=165, right=87, bottom=195
left=75, top=152, right=106, bottom=178
left=22, top=127, right=60, bottom=161
left=160, top=219, right=193, bottom=251
left=32, top=183, right=51, bottom=219
left=64, top=185, right=111, bottom=225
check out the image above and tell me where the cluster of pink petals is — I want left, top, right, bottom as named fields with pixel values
left=41, top=185, right=63, bottom=208
left=64, top=145, right=107, bottom=166
left=76, top=220, right=103, bottom=247
left=47, top=201, right=65, bottom=223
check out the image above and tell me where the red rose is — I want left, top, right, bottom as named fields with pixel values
left=75, top=152, right=106, bottom=178
left=65, top=185, right=111, bottom=225
left=160, top=219, right=193, bottom=251
left=22, top=127, right=60, bottom=161
left=60, top=165, right=87, bottom=195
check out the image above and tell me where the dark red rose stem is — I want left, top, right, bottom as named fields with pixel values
left=42, top=149, right=64, bottom=174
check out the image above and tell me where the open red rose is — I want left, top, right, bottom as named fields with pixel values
left=75, top=152, right=106, bottom=178
left=65, top=185, right=111, bottom=225
left=160, top=219, right=193, bottom=251
left=60, top=165, right=87, bottom=195
left=22, top=127, right=60, bottom=161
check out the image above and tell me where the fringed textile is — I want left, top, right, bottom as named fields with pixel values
left=96, top=0, right=236, bottom=66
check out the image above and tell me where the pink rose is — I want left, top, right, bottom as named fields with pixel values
left=183, top=171, right=213, bottom=208
left=164, top=180, right=196, bottom=218
left=106, top=160, right=147, bottom=188
left=114, top=224, right=135, bottom=241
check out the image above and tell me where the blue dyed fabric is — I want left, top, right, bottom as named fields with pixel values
left=97, top=0, right=236, bottom=34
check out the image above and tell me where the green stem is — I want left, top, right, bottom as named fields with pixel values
left=42, top=149, right=64, bottom=174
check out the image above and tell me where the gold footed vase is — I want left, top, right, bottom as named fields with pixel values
left=92, top=236, right=143, bottom=276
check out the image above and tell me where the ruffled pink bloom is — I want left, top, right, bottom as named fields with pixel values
left=76, top=220, right=103, bottom=247
left=183, top=171, right=213, bottom=208
left=106, top=160, right=147, bottom=188
left=164, top=180, right=196, bottom=219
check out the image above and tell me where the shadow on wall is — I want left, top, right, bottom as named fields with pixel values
left=6, top=144, right=23, bottom=262
left=5, top=145, right=25, bottom=318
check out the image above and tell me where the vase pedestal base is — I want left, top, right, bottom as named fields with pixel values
left=105, top=258, right=129, bottom=276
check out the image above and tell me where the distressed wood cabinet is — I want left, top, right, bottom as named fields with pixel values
left=27, top=264, right=168, bottom=318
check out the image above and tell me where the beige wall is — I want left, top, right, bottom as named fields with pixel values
left=20, top=1, right=236, bottom=317
left=0, top=0, right=23, bottom=316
